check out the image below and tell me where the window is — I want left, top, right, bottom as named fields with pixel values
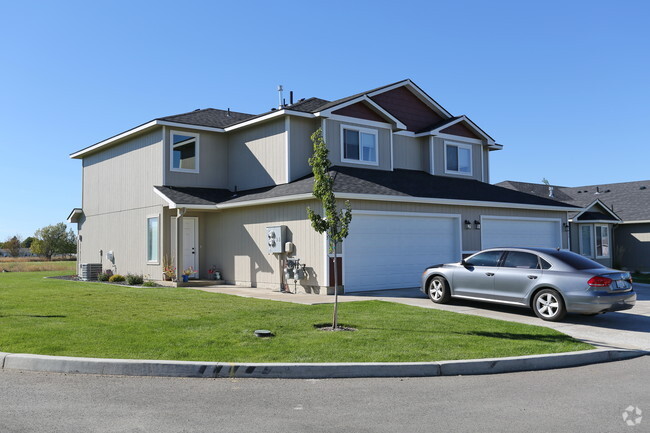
left=579, top=225, right=594, bottom=257
left=445, top=142, right=472, bottom=175
left=341, top=126, right=378, bottom=165
left=171, top=131, right=199, bottom=172
left=503, top=251, right=540, bottom=269
left=147, top=217, right=159, bottom=263
left=596, top=225, right=610, bottom=258
left=465, top=250, right=503, bottom=267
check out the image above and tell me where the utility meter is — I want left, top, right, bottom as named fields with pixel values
left=265, top=226, right=286, bottom=254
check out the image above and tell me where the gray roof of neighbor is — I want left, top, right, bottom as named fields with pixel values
left=156, top=167, right=576, bottom=209
left=497, top=180, right=650, bottom=222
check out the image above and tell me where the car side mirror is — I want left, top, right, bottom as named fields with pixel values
left=460, top=259, right=468, bottom=267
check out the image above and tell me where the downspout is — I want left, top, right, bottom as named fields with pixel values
left=175, top=207, right=187, bottom=282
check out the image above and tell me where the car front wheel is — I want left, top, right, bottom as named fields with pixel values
left=533, top=289, right=566, bottom=321
left=428, top=276, right=451, bottom=304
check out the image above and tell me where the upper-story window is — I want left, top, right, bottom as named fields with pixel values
left=171, top=131, right=199, bottom=173
left=341, top=125, right=378, bottom=165
left=445, top=141, right=472, bottom=175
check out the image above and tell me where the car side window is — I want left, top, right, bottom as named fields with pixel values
left=465, top=251, right=503, bottom=267
left=540, top=258, right=552, bottom=269
left=503, top=252, right=540, bottom=269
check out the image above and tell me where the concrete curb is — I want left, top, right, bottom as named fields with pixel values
left=1, top=349, right=647, bottom=379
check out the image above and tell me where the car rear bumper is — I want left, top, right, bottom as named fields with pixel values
left=566, top=291, right=637, bottom=314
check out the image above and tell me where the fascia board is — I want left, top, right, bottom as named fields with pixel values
left=223, top=110, right=314, bottom=131
left=70, top=120, right=159, bottom=159
left=315, top=96, right=407, bottom=130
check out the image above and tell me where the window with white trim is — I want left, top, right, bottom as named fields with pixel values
left=595, top=225, right=610, bottom=258
left=341, top=126, right=378, bottom=165
left=445, top=142, right=472, bottom=175
left=579, top=225, right=594, bottom=257
left=171, top=131, right=199, bottom=172
left=147, top=216, right=159, bottom=263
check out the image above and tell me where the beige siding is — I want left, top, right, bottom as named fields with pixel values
left=200, top=200, right=325, bottom=290
left=82, top=129, right=165, bottom=216
left=228, top=118, right=287, bottom=190
left=77, top=205, right=164, bottom=278
left=164, top=128, right=229, bottom=188
left=289, top=117, right=320, bottom=181
left=324, top=119, right=392, bottom=171
left=433, top=137, right=485, bottom=181
left=393, top=134, right=427, bottom=171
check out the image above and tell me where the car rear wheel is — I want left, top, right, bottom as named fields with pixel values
left=428, top=276, right=451, bottom=304
left=533, top=289, right=566, bottom=321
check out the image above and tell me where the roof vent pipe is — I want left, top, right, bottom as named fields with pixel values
left=277, top=85, right=284, bottom=109
left=548, top=186, right=554, bottom=197
left=227, top=108, right=231, bottom=117
left=290, top=91, right=294, bottom=105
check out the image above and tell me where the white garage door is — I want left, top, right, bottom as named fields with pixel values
left=344, top=212, right=461, bottom=292
left=481, top=217, right=562, bottom=249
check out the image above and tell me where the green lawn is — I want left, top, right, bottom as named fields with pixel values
left=0, top=271, right=593, bottom=362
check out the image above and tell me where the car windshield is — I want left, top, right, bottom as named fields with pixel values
left=545, top=250, right=606, bottom=270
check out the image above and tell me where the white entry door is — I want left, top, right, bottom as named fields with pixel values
left=182, top=217, right=198, bottom=278
left=344, top=211, right=461, bottom=292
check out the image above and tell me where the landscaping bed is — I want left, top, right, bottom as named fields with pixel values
left=0, top=271, right=593, bottom=363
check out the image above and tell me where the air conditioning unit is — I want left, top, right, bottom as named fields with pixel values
left=79, top=263, right=102, bottom=281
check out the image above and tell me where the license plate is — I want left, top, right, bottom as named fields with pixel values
left=616, top=280, right=630, bottom=289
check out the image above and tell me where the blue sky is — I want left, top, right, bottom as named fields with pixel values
left=1, top=0, right=648, bottom=240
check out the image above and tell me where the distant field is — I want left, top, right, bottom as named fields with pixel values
left=0, top=258, right=76, bottom=273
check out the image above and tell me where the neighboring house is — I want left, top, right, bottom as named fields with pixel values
left=68, top=79, right=576, bottom=293
left=0, top=248, right=35, bottom=258
left=497, top=180, right=650, bottom=272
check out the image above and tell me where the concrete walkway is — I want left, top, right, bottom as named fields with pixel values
left=190, top=283, right=650, bottom=351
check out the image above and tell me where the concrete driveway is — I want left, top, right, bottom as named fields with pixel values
left=348, top=283, right=650, bottom=351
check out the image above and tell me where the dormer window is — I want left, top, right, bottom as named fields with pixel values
left=170, top=131, right=199, bottom=173
left=445, top=141, right=472, bottom=176
left=341, top=125, right=378, bottom=165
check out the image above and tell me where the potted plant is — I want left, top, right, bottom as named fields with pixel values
left=181, top=266, right=196, bottom=283
left=208, top=265, right=221, bottom=281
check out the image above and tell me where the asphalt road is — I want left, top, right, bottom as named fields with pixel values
left=1, top=356, right=647, bottom=433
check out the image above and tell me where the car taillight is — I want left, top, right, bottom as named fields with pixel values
left=588, top=276, right=613, bottom=287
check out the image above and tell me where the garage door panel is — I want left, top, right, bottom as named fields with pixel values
left=481, top=217, right=561, bottom=249
left=344, top=213, right=460, bottom=292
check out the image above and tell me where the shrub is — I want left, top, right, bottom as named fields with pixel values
left=108, top=274, right=125, bottom=283
left=125, top=274, right=144, bottom=285
left=97, top=272, right=110, bottom=282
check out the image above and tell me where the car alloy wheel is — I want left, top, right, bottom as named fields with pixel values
left=428, top=276, right=451, bottom=304
left=533, top=289, right=566, bottom=321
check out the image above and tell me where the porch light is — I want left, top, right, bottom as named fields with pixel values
left=464, top=220, right=472, bottom=230
left=563, top=223, right=570, bottom=232
left=474, top=220, right=481, bottom=230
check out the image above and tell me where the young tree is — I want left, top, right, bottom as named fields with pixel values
left=306, top=128, right=352, bottom=329
left=31, top=223, right=77, bottom=260
left=4, top=236, right=22, bottom=257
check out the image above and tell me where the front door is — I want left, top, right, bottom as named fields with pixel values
left=183, top=217, right=198, bottom=278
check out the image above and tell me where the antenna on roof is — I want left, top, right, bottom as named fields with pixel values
left=277, top=85, right=284, bottom=109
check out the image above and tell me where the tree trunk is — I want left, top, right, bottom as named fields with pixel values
left=332, top=242, right=339, bottom=329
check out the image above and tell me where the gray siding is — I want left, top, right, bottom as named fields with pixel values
left=164, top=128, right=229, bottom=188
left=393, top=134, right=428, bottom=171
left=324, top=119, right=392, bottom=171
left=289, top=116, right=320, bottom=181
left=615, top=223, right=650, bottom=272
left=228, top=118, right=287, bottom=190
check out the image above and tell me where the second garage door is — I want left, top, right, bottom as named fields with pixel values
left=344, top=211, right=461, bottom=292
left=481, top=216, right=562, bottom=249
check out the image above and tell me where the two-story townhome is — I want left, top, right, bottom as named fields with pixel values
left=68, top=79, right=576, bottom=293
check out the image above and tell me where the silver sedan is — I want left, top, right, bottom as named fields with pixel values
left=421, top=247, right=636, bottom=321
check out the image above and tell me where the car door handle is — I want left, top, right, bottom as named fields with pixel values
left=485, top=272, right=495, bottom=276
left=527, top=275, right=538, bottom=279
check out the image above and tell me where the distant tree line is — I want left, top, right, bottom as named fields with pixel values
left=2, top=223, right=76, bottom=260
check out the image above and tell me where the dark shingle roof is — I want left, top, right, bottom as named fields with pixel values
left=497, top=180, right=650, bottom=221
left=158, top=108, right=256, bottom=129
left=156, top=167, right=576, bottom=209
